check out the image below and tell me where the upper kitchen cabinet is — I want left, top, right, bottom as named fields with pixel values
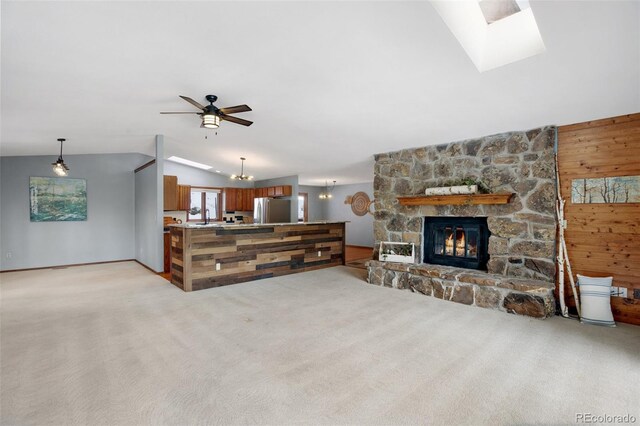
left=254, top=185, right=292, bottom=199
left=163, top=175, right=178, bottom=211
left=274, top=185, right=292, bottom=197
left=244, top=188, right=255, bottom=211
left=224, top=188, right=256, bottom=212
left=225, top=188, right=238, bottom=212
left=177, top=185, right=191, bottom=211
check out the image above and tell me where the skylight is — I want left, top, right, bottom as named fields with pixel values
left=431, top=0, right=545, bottom=72
left=480, top=0, right=514, bottom=24
left=167, top=156, right=212, bottom=170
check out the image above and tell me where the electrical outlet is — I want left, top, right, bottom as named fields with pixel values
left=215, top=263, right=221, bottom=271
left=317, top=251, right=322, bottom=257
left=611, top=287, right=628, bottom=298
left=5, top=252, right=12, bottom=259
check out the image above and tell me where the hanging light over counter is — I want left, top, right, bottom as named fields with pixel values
left=230, top=157, right=253, bottom=181
left=319, top=180, right=336, bottom=199
left=51, top=138, right=69, bottom=176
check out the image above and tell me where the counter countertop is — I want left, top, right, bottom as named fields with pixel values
left=169, top=221, right=347, bottom=229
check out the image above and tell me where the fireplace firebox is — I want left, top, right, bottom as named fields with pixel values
left=423, top=217, right=490, bottom=270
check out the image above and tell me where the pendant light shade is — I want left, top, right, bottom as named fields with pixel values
left=51, top=138, right=69, bottom=176
left=230, top=157, right=253, bottom=181
left=319, top=180, right=336, bottom=199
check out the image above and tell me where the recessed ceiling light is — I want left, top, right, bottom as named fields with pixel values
left=167, top=156, right=212, bottom=170
left=215, top=170, right=221, bottom=173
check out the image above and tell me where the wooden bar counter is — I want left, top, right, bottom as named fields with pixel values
left=169, top=222, right=346, bottom=291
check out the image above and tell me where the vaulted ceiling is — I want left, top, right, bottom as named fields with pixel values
left=2, top=1, right=638, bottom=184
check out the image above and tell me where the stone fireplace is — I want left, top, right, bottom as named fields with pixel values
left=367, top=126, right=558, bottom=318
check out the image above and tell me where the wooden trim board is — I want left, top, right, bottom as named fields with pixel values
left=397, top=193, right=514, bottom=206
left=1, top=259, right=137, bottom=273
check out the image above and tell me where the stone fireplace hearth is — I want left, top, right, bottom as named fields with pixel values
left=367, top=126, right=558, bottom=318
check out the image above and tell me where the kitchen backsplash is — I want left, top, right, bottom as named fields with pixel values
left=223, top=211, right=253, bottom=223
left=165, top=210, right=253, bottom=224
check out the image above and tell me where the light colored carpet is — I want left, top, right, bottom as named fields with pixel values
left=1, top=262, right=638, bottom=425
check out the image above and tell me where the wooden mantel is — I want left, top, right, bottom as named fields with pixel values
left=397, top=193, right=514, bottom=206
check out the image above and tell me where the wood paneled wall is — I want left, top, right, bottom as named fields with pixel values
left=557, top=113, right=640, bottom=325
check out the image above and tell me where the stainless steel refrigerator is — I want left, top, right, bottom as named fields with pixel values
left=253, top=198, right=291, bottom=224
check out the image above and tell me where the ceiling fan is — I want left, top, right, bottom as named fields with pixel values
left=161, top=95, right=252, bottom=128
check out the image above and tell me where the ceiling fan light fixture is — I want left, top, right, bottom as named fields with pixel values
left=51, top=138, right=69, bottom=176
left=202, top=114, right=220, bottom=129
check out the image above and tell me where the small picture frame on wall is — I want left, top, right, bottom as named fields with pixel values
left=29, top=176, right=87, bottom=222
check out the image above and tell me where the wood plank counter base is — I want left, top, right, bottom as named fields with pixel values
left=170, top=222, right=346, bottom=291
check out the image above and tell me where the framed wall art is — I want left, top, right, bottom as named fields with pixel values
left=571, top=175, right=640, bottom=204
left=29, top=176, right=87, bottom=222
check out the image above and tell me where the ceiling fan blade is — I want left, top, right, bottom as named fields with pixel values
left=179, top=95, right=206, bottom=110
left=160, top=112, right=201, bottom=114
left=221, top=115, right=253, bottom=127
left=219, top=105, right=252, bottom=115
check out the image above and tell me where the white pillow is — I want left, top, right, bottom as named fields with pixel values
left=577, top=274, right=616, bottom=327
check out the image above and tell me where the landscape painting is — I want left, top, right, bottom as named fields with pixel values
left=571, top=175, right=640, bottom=204
left=30, top=177, right=87, bottom=222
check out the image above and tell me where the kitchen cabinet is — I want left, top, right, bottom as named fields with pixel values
left=163, top=175, right=178, bottom=210
left=274, top=185, right=292, bottom=197
left=244, top=188, right=255, bottom=211
left=224, top=187, right=256, bottom=212
left=225, top=186, right=292, bottom=211
left=254, top=185, right=292, bottom=199
left=177, top=185, right=191, bottom=211
left=225, top=188, right=238, bottom=212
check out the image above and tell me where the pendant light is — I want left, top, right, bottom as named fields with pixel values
left=319, top=180, right=336, bottom=199
left=230, top=157, right=253, bottom=181
left=51, top=138, right=69, bottom=176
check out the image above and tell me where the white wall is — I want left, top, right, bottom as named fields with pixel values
left=322, top=182, right=374, bottom=247
left=0, top=153, right=150, bottom=270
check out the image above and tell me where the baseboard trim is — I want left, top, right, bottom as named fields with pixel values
left=134, top=260, right=163, bottom=274
left=0, top=259, right=136, bottom=273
